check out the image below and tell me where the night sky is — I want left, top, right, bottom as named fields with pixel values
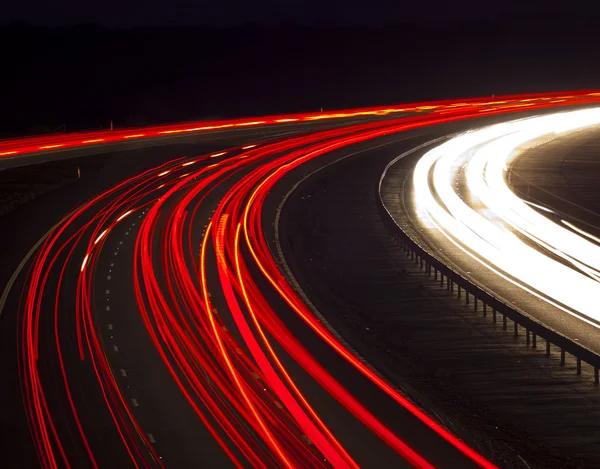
left=1, top=0, right=599, bottom=27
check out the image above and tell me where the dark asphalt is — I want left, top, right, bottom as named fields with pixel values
left=2, top=107, right=599, bottom=469
left=381, top=121, right=600, bottom=356
left=274, top=119, right=600, bottom=468
left=0, top=117, right=402, bottom=468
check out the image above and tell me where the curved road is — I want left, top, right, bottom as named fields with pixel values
left=381, top=108, right=600, bottom=357
left=3, top=92, right=600, bottom=468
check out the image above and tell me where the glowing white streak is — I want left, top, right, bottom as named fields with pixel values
left=81, top=254, right=89, bottom=272
left=562, top=220, right=600, bottom=244
left=116, top=210, right=133, bottom=222
left=522, top=200, right=554, bottom=213
left=414, top=107, right=600, bottom=326
left=94, top=229, right=109, bottom=245
left=474, top=111, right=600, bottom=271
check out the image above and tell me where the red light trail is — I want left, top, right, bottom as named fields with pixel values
left=14, top=92, right=600, bottom=468
left=0, top=89, right=597, bottom=162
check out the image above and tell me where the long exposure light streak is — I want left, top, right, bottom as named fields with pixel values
left=1, top=89, right=600, bottom=162
left=15, top=93, right=600, bottom=469
left=414, top=107, right=600, bottom=327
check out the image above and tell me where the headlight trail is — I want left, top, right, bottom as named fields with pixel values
left=414, top=107, right=600, bottom=328
left=16, top=94, right=600, bottom=469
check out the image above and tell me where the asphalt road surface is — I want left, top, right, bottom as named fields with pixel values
left=381, top=111, right=600, bottom=356
left=2, top=94, right=600, bottom=469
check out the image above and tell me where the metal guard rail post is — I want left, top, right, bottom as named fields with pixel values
left=376, top=183, right=600, bottom=385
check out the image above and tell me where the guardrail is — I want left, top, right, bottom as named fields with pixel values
left=377, top=167, right=600, bottom=386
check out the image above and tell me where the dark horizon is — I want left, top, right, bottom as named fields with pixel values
left=3, top=0, right=600, bottom=28
left=3, top=8, right=600, bottom=29
left=2, top=14, right=600, bottom=138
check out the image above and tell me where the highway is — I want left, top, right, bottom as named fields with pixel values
left=508, top=124, right=600, bottom=255
left=381, top=108, right=600, bottom=356
left=4, top=92, right=600, bottom=469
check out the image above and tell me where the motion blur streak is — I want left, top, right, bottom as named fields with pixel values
left=81, top=139, right=105, bottom=144
left=16, top=93, right=600, bottom=469
left=2, top=89, right=600, bottom=161
left=414, top=107, right=600, bottom=328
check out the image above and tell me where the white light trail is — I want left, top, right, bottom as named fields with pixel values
left=81, top=254, right=89, bottom=272
left=116, top=210, right=133, bottom=222
left=414, top=107, right=600, bottom=326
left=94, top=229, right=109, bottom=245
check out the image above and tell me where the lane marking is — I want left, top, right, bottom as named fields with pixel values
left=274, top=133, right=427, bottom=372
left=0, top=119, right=382, bottom=318
left=0, top=218, right=64, bottom=318
left=0, top=193, right=104, bottom=318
